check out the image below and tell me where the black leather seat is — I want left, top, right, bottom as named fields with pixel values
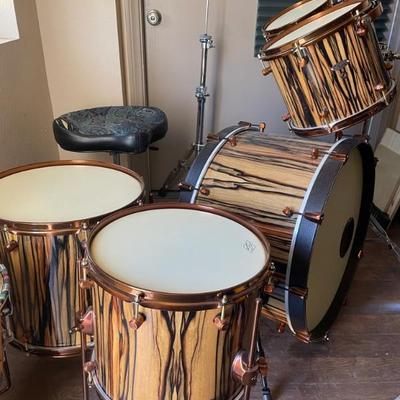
left=53, top=106, right=168, bottom=155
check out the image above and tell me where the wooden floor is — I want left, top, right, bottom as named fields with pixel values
left=2, top=224, right=400, bottom=400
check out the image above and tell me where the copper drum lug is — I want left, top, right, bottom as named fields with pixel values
left=319, top=108, right=329, bottom=119
left=311, top=148, right=320, bottom=160
left=356, top=19, right=367, bottom=37
left=5, top=240, right=18, bottom=253
left=277, top=322, right=286, bottom=334
left=257, top=356, right=268, bottom=377
left=299, top=57, right=308, bottom=68
left=199, top=187, right=210, bottom=196
left=80, top=309, right=94, bottom=336
left=231, top=351, right=259, bottom=386
left=262, top=66, right=272, bottom=76
left=259, top=122, right=266, bottom=133
left=228, top=136, right=237, bottom=147
left=213, top=314, right=229, bottom=331
left=282, top=207, right=293, bottom=218
left=375, top=83, right=385, bottom=92
left=282, top=113, right=291, bottom=122
left=178, top=182, right=194, bottom=192
left=358, top=249, right=364, bottom=259
left=385, top=62, right=394, bottom=71
left=79, top=279, right=95, bottom=290
left=83, top=361, right=97, bottom=374
left=129, top=313, right=146, bottom=330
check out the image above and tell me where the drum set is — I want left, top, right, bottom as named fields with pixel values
left=0, top=0, right=398, bottom=399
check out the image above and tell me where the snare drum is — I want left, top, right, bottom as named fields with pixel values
left=83, top=204, right=271, bottom=400
left=262, top=0, right=381, bottom=41
left=261, top=0, right=394, bottom=137
left=180, top=124, right=375, bottom=341
left=0, top=265, right=10, bottom=394
left=0, top=161, right=144, bottom=356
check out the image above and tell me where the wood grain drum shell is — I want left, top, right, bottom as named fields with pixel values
left=180, top=126, right=375, bottom=341
left=85, top=204, right=271, bottom=400
left=0, top=161, right=144, bottom=356
left=262, top=0, right=393, bottom=136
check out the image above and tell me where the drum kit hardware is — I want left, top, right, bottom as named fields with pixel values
left=0, top=0, right=398, bottom=399
left=158, top=0, right=214, bottom=196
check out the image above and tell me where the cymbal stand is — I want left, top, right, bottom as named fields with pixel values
left=158, top=0, right=214, bottom=196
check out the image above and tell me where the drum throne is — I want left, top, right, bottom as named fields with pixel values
left=52, top=106, right=168, bottom=165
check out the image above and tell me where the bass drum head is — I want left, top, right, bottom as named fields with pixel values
left=287, top=140, right=374, bottom=339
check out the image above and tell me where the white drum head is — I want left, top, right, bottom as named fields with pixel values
left=266, top=0, right=327, bottom=32
left=306, top=147, right=363, bottom=331
left=0, top=164, right=143, bottom=223
left=90, top=208, right=269, bottom=294
left=269, top=3, right=360, bottom=49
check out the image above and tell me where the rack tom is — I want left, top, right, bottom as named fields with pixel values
left=181, top=124, right=375, bottom=341
left=261, top=0, right=393, bottom=137
left=84, top=204, right=271, bottom=400
left=0, top=161, right=144, bottom=357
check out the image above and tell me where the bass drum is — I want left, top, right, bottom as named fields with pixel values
left=180, top=124, right=375, bottom=342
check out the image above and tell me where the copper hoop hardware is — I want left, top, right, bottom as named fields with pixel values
left=257, top=53, right=272, bottom=76
left=282, top=207, right=324, bottom=224
left=213, top=295, right=229, bottom=331
left=310, top=148, right=348, bottom=163
left=5, top=240, right=18, bottom=253
left=295, top=331, right=312, bottom=344
left=84, top=361, right=97, bottom=374
left=257, top=355, right=268, bottom=377
left=282, top=113, right=291, bottom=122
left=129, top=293, right=146, bottom=330
left=178, top=182, right=195, bottom=192
left=70, top=308, right=94, bottom=336
left=207, top=133, right=220, bottom=142
left=237, top=121, right=267, bottom=133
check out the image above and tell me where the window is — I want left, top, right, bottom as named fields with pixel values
left=254, top=0, right=395, bottom=56
left=0, top=0, right=19, bottom=45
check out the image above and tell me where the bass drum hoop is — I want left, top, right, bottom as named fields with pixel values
left=286, top=138, right=374, bottom=340
left=180, top=127, right=375, bottom=341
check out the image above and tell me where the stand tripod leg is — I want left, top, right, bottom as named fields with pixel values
left=257, top=334, right=273, bottom=400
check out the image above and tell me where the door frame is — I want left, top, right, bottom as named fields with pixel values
left=115, top=0, right=148, bottom=107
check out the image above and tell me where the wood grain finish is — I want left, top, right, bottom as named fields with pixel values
left=197, top=133, right=331, bottom=264
left=91, top=283, right=260, bottom=400
left=269, top=17, right=392, bottom=132
left=0, top=231, right=81, bottom=352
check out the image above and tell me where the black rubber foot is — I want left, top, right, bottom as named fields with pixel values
left=262, top=388, right=273, bottom=400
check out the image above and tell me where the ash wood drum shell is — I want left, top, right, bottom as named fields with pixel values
left=84, top=204, right=271, bottom=400
left=0, top=161, right=144, bottom=356
left=180, top=125, right=375, bottom=341
left=261, top=0, right=393, bottom=136
left=0, top=265, right=10, bottom=395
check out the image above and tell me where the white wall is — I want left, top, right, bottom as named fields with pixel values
left=0, top=0, right=58, bottom=171
left=35, top=0, right=124, bottom=162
